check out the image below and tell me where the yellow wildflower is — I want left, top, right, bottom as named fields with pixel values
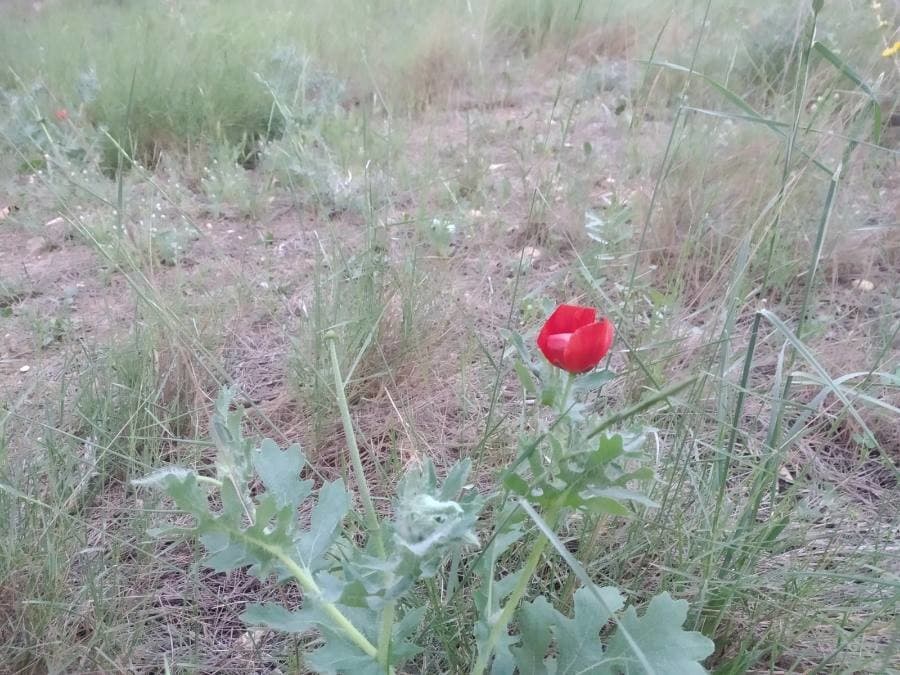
left=883, top=41, right=900, bottom=57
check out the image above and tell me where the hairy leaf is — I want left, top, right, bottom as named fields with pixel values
left=241, top=602, right=321, bottom=633
left=553, top=587, right=623, bottom=674
left=253, top=438, right=311, bottom=510
left=512, top=586, right=624, bottom=674
left=509, top=595, right=554, bottom=675
left=295, top=604, right=424, bottom=674
left=574, top=369, right=616, bottom=393
left=474, top=516, right=526, bottom=675
left=131, top=465, right=193, bottom=489
left=605, top=592, right=714, bottom=674
left=297, top=479, right=350, bottom=569
left=307, top=634, right=381, bottom=675
left=510, top=589, right=712, bottom=674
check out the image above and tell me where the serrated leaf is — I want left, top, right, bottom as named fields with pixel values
left=503, top=472, right=531, bottom=496
left=252, top=438, right=311, bottom=510
left=306, top=606, right=380, bottom=674
left=574, top=370, right=616, bottom=393
left=132, top=466, right=193, bottom=489
left=476, top=522, right=526, bottom=589
left=307, top=637, right=380, bottom=675
left=439, top=458, right=472, bottom=501
left=554, top=587, right=624, bottom=673
left=511, top=587, right=625, bottom=675
left=606, top=592, right=714, bottom=674
left=580, top=496, right=632, bottom=516
left=210, top=388, right=254, bottom=485
left=297, top=479, right=349, bottom=568
left=241, top=602, right=320, bottom=633
left=474, top=619, right=517, bottom=675
left=390, top=605, right=426, bottom=663
left=393, top=461, right=482, bottom=573
left=247, top=602, right=413, bottom=674
left=490, top=639, right=517, bottom=675
left=475, top=520, right=527, bottom=675
left=504, top=329, right=533, bottom=366
left=210, top=388, right=243, bottom=454
left=590, top=434, right=626, bottom=465
left=157, top=471, right=209, bottom=516
left=510, top=595, right=555, bottom=675
left=540, top=384, right=559, bottom=407
left=514, top=359, right=538, bottom=395
left=219, top=474, right=251, bottom=521
left=201, top=531, right=253, bottom=572
left=580, top=487, right=658, bottom=510
left=317, top=568, right=381, bottom=608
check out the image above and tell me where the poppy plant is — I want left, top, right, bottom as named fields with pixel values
left=54, top=108, right=69, bottom=122
left=536, top=303, right=614, bottom=374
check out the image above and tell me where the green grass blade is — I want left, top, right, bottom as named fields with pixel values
left=644, top=59, right=833, bottom=175
left=518, top=498, right=656, bottom=675
left=812, top=41, right=882, bottom=143
left=759, top=309, right=881, bottom=453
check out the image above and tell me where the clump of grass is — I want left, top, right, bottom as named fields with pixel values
left=0, top=0, right=896, bottom=671
left=0, top=0, right=481, bottom=162
left=0, top=277, right=35, bottom=311
left=0, top=313, right=213, bottom=670
left=288, top=223, right=437, bottom=451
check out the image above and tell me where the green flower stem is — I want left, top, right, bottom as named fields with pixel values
left=472, top=371, right=571, bottom=672
left=471, top=507, right=559, bottom=675
left=327, top=336, right=382, bottom=544
left=378, top=603, right=396, bottom=671
left=559, top=372, right=576, bottom=415
left=327, top=335, right=395, bottom=671
left=235, top=530, right=381, bottom=661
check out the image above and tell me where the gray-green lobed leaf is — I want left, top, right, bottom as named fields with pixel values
left=509, top=588, right=713, bottom=675
left=296, top=478, right=350, bottom=569
left=252, top=438, right=311, bottom=510
left=241, top=602, right=322, bottom=633
left=131, top=465, right=193, bottom=489
left=605, top=592, right=714, bottom=674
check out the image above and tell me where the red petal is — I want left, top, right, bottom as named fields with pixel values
left=540, top=333, right=572, bottom=368
left=561, top=319, right=614, bottom=373
left=537, top=304, right=596, bottom=362
left=542, top=304, right=597, bottom=335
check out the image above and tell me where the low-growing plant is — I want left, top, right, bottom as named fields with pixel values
left=201, top=143, right=268, bottom=220
left=137, top=305, right=714, bottom=672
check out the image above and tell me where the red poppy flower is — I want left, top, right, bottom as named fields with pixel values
left=536, top=304, right=614, bottom=373
left=54, top=108, right=69, bottom=121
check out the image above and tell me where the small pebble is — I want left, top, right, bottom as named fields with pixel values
left=522, top=246, right=542, bottom=263
left=850, top=279, right=875, bottom=291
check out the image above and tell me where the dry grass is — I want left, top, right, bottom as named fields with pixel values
left=1, top=0, right=897, bottom=672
